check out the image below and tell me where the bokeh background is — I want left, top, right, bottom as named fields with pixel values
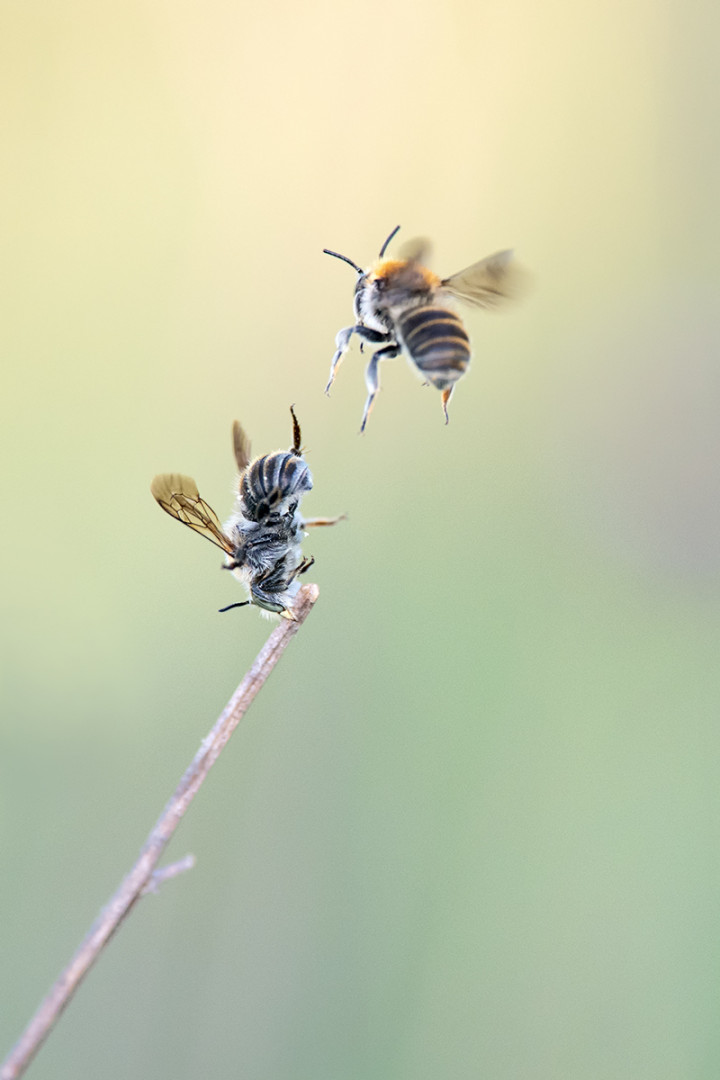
left=2, top=1, right=720, bottom=1076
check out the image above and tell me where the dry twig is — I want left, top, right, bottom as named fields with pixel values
left=1, top=583, right=319, bottom=1080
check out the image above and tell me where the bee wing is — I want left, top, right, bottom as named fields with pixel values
left=397, top=236, right=432, bottom=265
left=151, top=473, right=235, bottom=554
left=232, top=421, right=252, bottom=472
left=442, top=250, right=525, bottom=308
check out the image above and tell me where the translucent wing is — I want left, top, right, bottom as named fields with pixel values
left=397, top=236, right=432, bottom=266
left=442, top=250, right=525, bottom=308
left=151, top=473, right=235, bottom=554
left=232, top=421, right=252, bottom=472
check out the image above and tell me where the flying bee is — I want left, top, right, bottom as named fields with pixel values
left=324, top=225, right=524, bottom=431
left=151, top=407, right=343, bottom=620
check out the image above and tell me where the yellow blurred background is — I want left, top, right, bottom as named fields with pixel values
left=2, top=0, right=720, bottom=1076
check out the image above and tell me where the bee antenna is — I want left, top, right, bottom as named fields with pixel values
left=289, top=404, right=303, bottom=454
left=322, top=248, right=363, bottom=274
left=378, top=225, right=401, bottom=258
left=218, top=601, right=250, bottom=613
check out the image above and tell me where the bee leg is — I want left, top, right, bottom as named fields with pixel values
left=441, top=387, right=454, bottom=425
left=359, top=327, right=392, bottom=343
left=326, top=325, right=393, bottom=395
left=360, top=343, right=401, bottom=433
left=280, top=555, right=315, bottom=586
left=325, top=326, right=356, bottom=395
left=303, top=514, right=347, bottom=527
left=218, top=601, right=250, bottom=613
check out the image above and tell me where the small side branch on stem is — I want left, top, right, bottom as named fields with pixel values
left=140, top=854, right=196, bottom=896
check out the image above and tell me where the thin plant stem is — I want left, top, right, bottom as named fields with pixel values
left=1, top=583, right=319, bottom=1080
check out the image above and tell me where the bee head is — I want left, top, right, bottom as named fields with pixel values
left=366, top=260, right=440, bottom=312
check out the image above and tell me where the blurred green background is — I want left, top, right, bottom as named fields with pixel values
left=2, top=0, right=720, bottom=1076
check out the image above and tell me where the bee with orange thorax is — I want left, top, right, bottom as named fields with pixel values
left=151, top=408, right=343, bottom=620
left=323, top=225, right=524, bottom=431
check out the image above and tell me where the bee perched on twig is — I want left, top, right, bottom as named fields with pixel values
left=324, top=226, right=524, bottom=431
left=151, top=407, right=343, bottom=620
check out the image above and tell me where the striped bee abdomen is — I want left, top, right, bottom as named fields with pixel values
left=396, top=305, right=471, bottom=390
left=241, top=452, right=312, bottom=521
